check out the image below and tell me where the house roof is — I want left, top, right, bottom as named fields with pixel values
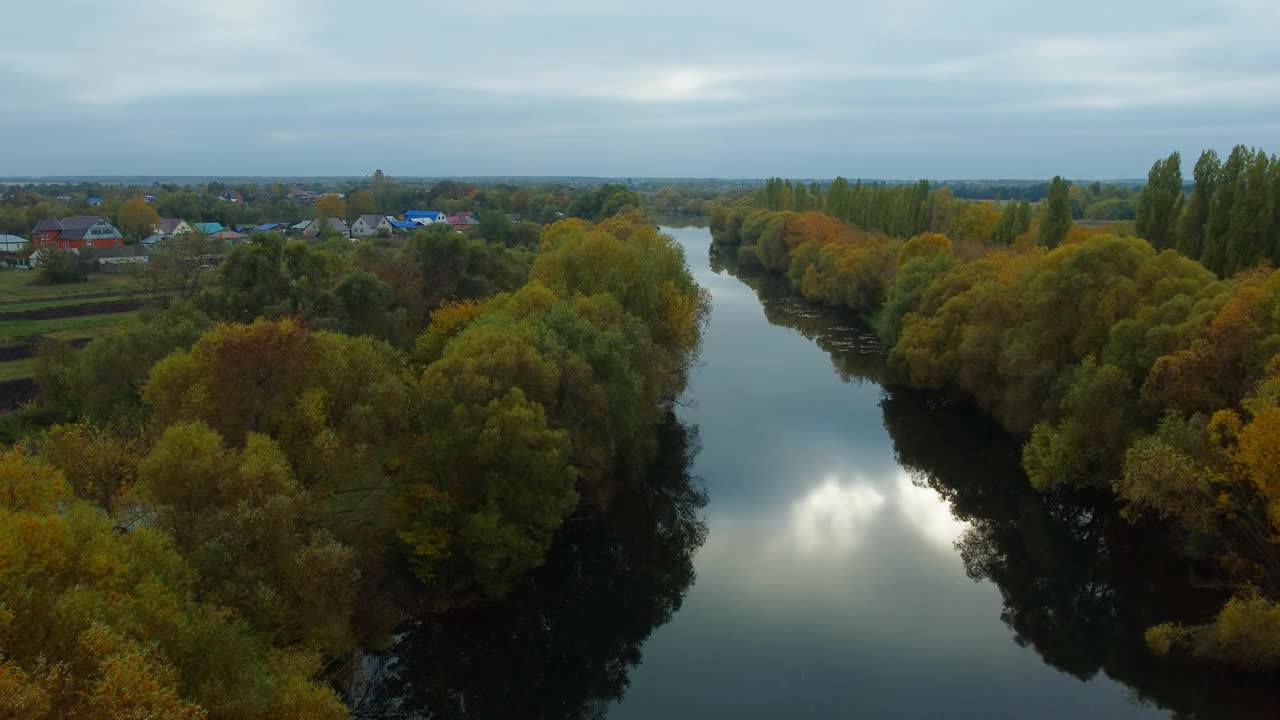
left=356, top=214, right=388, bottom=228
left=159, top=218, right=187, bottom=235
left=33, top=216, right=62, bottom=232
left=59, top=216, right=105, bottom=230
left=86, top=197, right=102, bottom=204
left=92, top=245, right=151, bottom=260
left=387, top=219, right=417, bottom=230
left=254, top=222, right=285, bottom=232
left=327, top=218, right=350, bottom=233
left=208, top=230, right=248, bottom=240
left=0, top=235, right=28, bottom=246
left=140, top=234, right=165, bottom=246
left=404, top=210, right=445, bottom=220
left=290, top=221, right=311, bottom=230
left=193, top=222, right=224, bottom=234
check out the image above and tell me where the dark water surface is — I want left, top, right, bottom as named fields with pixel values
left=607, top=227, right=1277, bottom=720
left=354, top=226, right=1278, bottom=719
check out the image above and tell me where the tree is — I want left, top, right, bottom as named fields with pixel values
left=0, top=449, right=348, bottom=719
left=347, top=190, right=376, bottom=217
left=117, top=197, right=161, bottom=242
left=1176, top=149, right=1220, bottom=260
left=134, top=231, right=220, bottom=299
left=316, top=194, right=347, bottom=220
left=1039, top=176, right=1073, bottom=249
left=1135, top=152, right=1183, bottom=250
left=35, top=246, right=92, bottom=284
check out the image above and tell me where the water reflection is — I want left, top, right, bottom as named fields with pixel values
left=348, top=414, right=707, bottom=719
left=712, top=235, right=1280, bottom=719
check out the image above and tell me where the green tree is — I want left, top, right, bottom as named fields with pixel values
left=1135, top=151, right=1183, bottom=250
left=1176, top=149, right=1220, bottom=260
left=1039, top=176, right=1073, bottom=249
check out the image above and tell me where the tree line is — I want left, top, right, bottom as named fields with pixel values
left=0, top=212, right=708, bottom=718
left=1137, top=146, right=1280, bottom=277
left=710, top=158, right=1280, bottom=672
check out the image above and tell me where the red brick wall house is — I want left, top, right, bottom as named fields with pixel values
left=31, top=216, right=124, bottom=250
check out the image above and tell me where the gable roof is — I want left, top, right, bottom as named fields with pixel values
left=193, top=222, right=224, bottom=234
left=92, top=245, right=151, bottom=260
left=356, top=214, right=388, bottom=228
left=0, top=235, right=28, bottom=248
left=290, top=220, right=311, bottom=230
left=404, top=210, right=445, bottom=220
left=59, top=216, right=106, bottom=230
left=159, top=218, right=187, bottom=235
left=33, top=216, right=62, bottom=233
left=254, top=222, right=285, bottom=232
left=387, top=219, right=417, bottom=230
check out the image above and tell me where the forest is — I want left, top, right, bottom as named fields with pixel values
left=0, top=213, right=709, bottom=718
left=710, top=145, right=1280, bottom=674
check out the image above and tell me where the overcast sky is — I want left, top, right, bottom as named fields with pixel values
left=3, top=0, right=1279, bottom=179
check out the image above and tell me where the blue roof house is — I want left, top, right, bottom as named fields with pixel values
left=193, top=222, right=225, bottom=234
left=86, top=197, right=102, bottom=206
left=404, top=210, right=446, bottom=226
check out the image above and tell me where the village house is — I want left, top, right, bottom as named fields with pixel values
left=387, top=218, right=418, bottom=233
left=254, top=222, right=288, bottom=233
left=351, top=214, right=393, bottom=237
left=193, top=222, right=224, bottom=235
left=405, top=210, right=447, bottom=226
left=0, top=235, right=29, bottom=253
left=208, top=230, right=250, bottom=246
left=86, top=197, right=102, bottom=206
left=31, top=216, right=124, bottom=250
left=301, top=218, right=351, bottom=239
left=447, top=211, right=479, bottom=231
left=157, top=218, right=193, bottom=239
left=93, top=245, right=152, bottom=272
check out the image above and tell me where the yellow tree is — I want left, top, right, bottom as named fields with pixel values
left=116, top=197, right=161, bottom=242
left=316, top=194, right=347, bottom=221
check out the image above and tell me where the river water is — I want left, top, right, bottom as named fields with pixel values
left=355, top=225, right=1277, bottom=719
left=605, top=226, right=1276, bottom=720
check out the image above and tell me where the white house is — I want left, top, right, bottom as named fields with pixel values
left=156, top=218, right=194, bottom=239
left=0, top=235, right=29, bottom=253
left=351, top=214, right=393, bottom=238
left=404, top=210, right=446, bottom=226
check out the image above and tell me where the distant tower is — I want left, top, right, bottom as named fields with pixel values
left=373, top=169, right=386, bottom=184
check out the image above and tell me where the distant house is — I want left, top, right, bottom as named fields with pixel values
left=0, top=235, right=29, bottom=253
left=140, top=234, right=166, bottom=247
left=93, top=245, right=152, bottom=272
left=86, top=197, right=102, bottom=206
left=303, top=218, right=351, bottom=239
left=193, top=222, right=224, bottom=235
left=31, top=216, right=124, bottom=250
left=387, top=218, right=418, bottom=233
left=447, top=211, right=479, bottom=230
left=144, top=195, right=157, bottom=203
left=254, top=222, right=287, bottom=233
left=404, top=210, right=447, bottom=226
left=208, top=230, right=249, bottom=246
left=221, top=191, right=244, bottom=203
left=351, top=214, right=393, bottom=237
left=157, top=218, right=193, bottom=238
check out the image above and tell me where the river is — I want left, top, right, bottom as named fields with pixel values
left=606, top=226, right=1277, bottom=719
left=352, top=225, right=1277, bottom=719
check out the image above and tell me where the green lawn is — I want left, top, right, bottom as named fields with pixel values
left=0, top=312, right=140, bottom=343
left=0, top=271, right=138, bottom=302
left=0, top=357, right=38, bottom=382
left=0, top=293, right=139, bottom=314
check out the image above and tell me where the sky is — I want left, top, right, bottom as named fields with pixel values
left=3, top=0, right=1280, bottom=179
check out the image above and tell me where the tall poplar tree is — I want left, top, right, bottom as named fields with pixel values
left=1040, top=176, right=1072, bottom=249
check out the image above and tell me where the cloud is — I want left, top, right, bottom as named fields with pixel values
left=1, top=0, right=1279, bottom=176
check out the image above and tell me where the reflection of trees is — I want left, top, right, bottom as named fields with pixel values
left=348, top=414, right=708, bottom=720
left=713, top=243, right=1280, bottom=717
left=881, top=387, right=1280, bottom=720
left=711, top=243, right=889, bottom=385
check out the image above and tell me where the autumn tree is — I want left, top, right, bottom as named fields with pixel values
left=316, top=194, right=347, bottom=220
left=117, top=196, right=162, bottom=242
